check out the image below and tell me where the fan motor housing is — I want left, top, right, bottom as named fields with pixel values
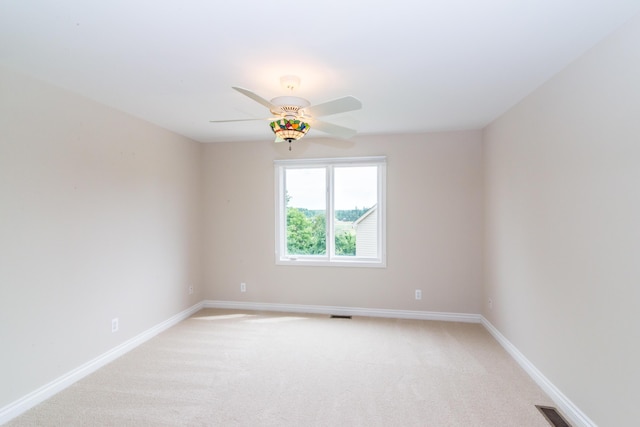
left=270, top=96, right=310, bottom=117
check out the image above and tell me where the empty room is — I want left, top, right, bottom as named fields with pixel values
left=1, top=1, right=639, bottom=426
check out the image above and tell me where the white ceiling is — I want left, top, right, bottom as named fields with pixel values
left=2, top=1, right=639, bottom=143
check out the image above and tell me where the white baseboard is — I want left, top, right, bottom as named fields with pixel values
left=0, top=301, right=204, bottom=426
left=203, top=300, right=482, bottom=323
left=480, top=317, right=595, bottom=427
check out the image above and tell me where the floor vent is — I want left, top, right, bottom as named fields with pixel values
left=536, top=405, right=571, bottom=427
left=330, top=315, right=352, bottom=319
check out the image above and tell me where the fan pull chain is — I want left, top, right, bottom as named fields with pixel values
left=289, top=141, right=292, bottom=151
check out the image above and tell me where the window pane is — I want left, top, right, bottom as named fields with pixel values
left=334, top=166, right=378, bottom=257
left=285, top=168, right=326, bottom=256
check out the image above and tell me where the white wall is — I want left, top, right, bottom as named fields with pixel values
left=203, top=131, right=483, bottom=314
left=0, top=67, right=204, bottom=409
left=483, top=13, right=640, bottom=426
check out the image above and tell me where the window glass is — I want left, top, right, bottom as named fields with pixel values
left=285, top=168, right=326, bottom=256
left=333, top=166, right=378, bottom=257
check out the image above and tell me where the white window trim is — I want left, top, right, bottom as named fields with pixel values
left=274, top=156, right=387, bottom=268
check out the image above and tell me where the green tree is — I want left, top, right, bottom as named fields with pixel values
left=310, top=213, right=326, bottom=254
left=287, top=207, right=314, bottom=254
left=335, top=231, right=356, bottom=256
left=287, top=208, right=326, bottom=255
left=287, top=208, right=356, bottom=256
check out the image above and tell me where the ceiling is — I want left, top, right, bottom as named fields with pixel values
left=2, top=1, right=639, bottom=143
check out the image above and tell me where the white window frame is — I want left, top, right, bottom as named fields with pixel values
left=274, top=156, right=386, bottom=268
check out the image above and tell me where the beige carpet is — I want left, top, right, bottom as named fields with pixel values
left=7, top=309, right=555, bottom=426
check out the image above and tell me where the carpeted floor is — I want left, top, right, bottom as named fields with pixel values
left=7, top=309, right=555, bottom=426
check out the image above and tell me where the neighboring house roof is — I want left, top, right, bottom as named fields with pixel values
left=354, top=204, right=377, bottom=226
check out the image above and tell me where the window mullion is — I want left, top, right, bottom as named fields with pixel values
left=327, top=165, right=335, bottom=259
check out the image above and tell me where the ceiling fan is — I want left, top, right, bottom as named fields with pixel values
left=210, top=76, right=362, bottom=150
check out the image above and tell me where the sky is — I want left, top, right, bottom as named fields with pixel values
left=286, top=166, right=377, bottom=210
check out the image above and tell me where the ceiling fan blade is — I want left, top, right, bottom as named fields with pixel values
left=311, top=119, right=358, bottom=139
left=209, top=118, right=270, bottom=123
left=304, top=96, right=362, bottom=117
left=232, top=87, right=277, bottom=110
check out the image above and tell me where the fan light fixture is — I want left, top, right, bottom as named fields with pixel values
left=270, top=118, right=310, bottom=149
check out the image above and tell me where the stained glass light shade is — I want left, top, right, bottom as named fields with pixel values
left=270, top=118, right=310, bottom=142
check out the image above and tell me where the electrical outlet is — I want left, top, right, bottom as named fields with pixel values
left=415, top=289, right=422, bottom=300
left=240, top=282, right=246, bottom=292
left=111, top=318, right=119, bottom=333
left=188, top=286, right=194, bottom=295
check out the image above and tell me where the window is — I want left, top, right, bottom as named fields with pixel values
left=275, top=156, right=386, bottom=267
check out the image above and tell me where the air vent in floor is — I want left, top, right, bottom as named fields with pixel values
left=330, top=315, right=352, bottom=319
left=536, top=405, right=571, bottom=427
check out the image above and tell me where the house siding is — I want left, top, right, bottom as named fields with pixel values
left=355, top=208, right=377, bottom=257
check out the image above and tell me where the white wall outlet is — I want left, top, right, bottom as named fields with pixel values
left=111, top=318, right=119, bottom=333
left=240, top=282, right=246, bottom=292
left=488, top=298, right=493, bottom=309
left=188, top=285, right=194, bottom=295
left=415, top=289, right=422, bottom=300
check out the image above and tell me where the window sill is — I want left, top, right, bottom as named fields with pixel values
left=276, top=257, right=386, bottom=268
